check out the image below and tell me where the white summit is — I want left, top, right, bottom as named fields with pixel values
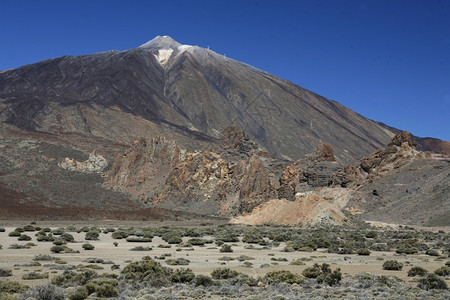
left=139, top=35, right=193, bottom=65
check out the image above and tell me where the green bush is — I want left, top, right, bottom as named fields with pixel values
left=211, top=267, right=240, bottom=279
left=14, top=227, right=24, bottom=233
left=130, top=246, right=152, bottom=251
left=418, top=274, right=448, bottom=290
left=166, top=258, right=190, bottom=266
left=8, top=231, right=21, bottom=237
left=22, top=272, right=49, bottom=280
left=383, top=260, right=403, bottom=271
left=220, top=244, right=233, bottom=253
left=68, top=286, right=88, bottom=300
left=61, top=233, right=75, bottom=243
left=357, top=248, right=371, bottom=256
left=0, top=280, right=29, bottom=293
left=171, top=268, right=195, bottom=283
left=85, top=231, right=99, bottom=240
left=33, top=254, right=55, bottom=261
left=434, top=266, right=450, bottom=277
left=408, top=266, right=428, bottom=277
left=51, top=270, right=97, bottom=287
left=242, top=233, right=264, bottom=244
left=365, top=231, right=377, bottom=238
left=194, top=275, right=214, bottom=287
left=93, top=283, right=118, bottom=298
left=317, top=268, right=342, bottom=286
left=0, top=228, right=5, bottom=232
left=0, top=268, right=12, bottom=277
left=23, top=225, right=35, bottom=231
left=111, top=231, right=128, bottom=239
left=50, top=245, right=65, bottom=253
left=187, top=238, right=206, bottom=246
left=161, top=232, right=183, bottom=244
left=82, top=244, right=95, bottom=250
left=120, top=259, right=172, bottom=283
left=52, top=228, right=65, bottom=235
left=264, top=270, right=304, bottom=284
left=126, top=237, right=152, bottom=243
left=302, top=264, right=322, bottom=278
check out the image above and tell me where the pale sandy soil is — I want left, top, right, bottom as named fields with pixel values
left=0, top=222, right=449, bottom=289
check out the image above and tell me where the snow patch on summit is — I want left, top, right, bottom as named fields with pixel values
left=139, top=36, right=193, bottom=66
left=155, top=49, right=174, bottom=65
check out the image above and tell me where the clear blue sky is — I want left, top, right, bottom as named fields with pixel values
left=1, top=0, right=449, bottom=140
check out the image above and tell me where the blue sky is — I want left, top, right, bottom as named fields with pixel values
left=1, top=0, right=449, bottom=140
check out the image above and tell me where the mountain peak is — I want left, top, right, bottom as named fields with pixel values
left=139, top=35, right=192, bottom=65
left=139, top=35, right=182, bottom=50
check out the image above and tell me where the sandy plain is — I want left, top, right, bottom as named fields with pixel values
left=1, top=221, right=449, bottom=291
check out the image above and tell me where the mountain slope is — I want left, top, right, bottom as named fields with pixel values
left=0, top=36, right=396, bottom=163
left=0, top=36, right=448, bottom=225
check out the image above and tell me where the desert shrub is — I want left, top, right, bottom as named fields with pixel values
left=216, top=232, right=239, bottom=243
left=126, top=237, right=152, bottom=243
left=93, top=283, right=118, bottom=297
left=130, top=246, right=152, bottom=251
left=0, top=227, right=5, bottom=232
left=14, top=262, right=41, bottom=267
left=162, top=232, right=183, bottom=244
left=418, top=274, right=448, bottom=290
left=187, top=238, right=206, bottom=246
left=408, top=266, right=428, bottom=277
left=220, top=244, right=233, bottom=253
left=357, top=248, right=371, bottom=256
left=383, top=260, right=403, bottom=271
left=120, top=259, right=172, bottom=284
left=82, top=243, right=95, bottom=250
left=14, top=227, right=24, bottom=233
left=23, top=225, right=35, bottom=231
left=53, top=240, right=65, bottom=246
left=0, top=280, right=29, bottom=293
left=61, top=233, right=75, bottom=243
left=8, top=231, right=21, bottom=237
left=426, top=249, right=440, bottom=256
left=302, top=264, right=322, bottom=278
left=365, top=231, right=377, bottom=238
left=85, top=231, right=99, bottom=240
left=22, top=272, right=49, bottom=280
left=68, top=286, right=88, bottom=300
left=434, top=266, right=450, bottom=276
left=289, top=259, right=306, bottom=265
left=170, top=268, right=195, bottom=283
left=34, top=254, right=56, bottom=261
left=270, top=233, right=291, bottom=242
left=211, top=268, right=240, bottom=279
left=193, top=274, right=214, bottom=287
left=36, top=234, right=55, bottom=242
left=21, top=283, right=65, bottom=300
left=317, top=268, right=342, bottom=286
left=50, top=245, right=65, bottom=253
left=166, top=258, right=190, bottom=266
left=9, top=243, right=30, bottom=249
left=264, top=270, right=304, bottom=284
left=242, top=233, right=264, bottom=244
left=0, top=268, right=12, bottom=277
left=111, top=231, right=128, bottom=239
left=52, top=228, right=66, bottom=235
left=0, top=244, right=2, bottom=249
left=51, top=270, right=98, bottom=287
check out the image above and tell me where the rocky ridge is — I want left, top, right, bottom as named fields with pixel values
left=103, top=127, right=449, bottom=226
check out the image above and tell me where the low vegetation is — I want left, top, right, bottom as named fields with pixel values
left=0, top=223, right=449, bottom=299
